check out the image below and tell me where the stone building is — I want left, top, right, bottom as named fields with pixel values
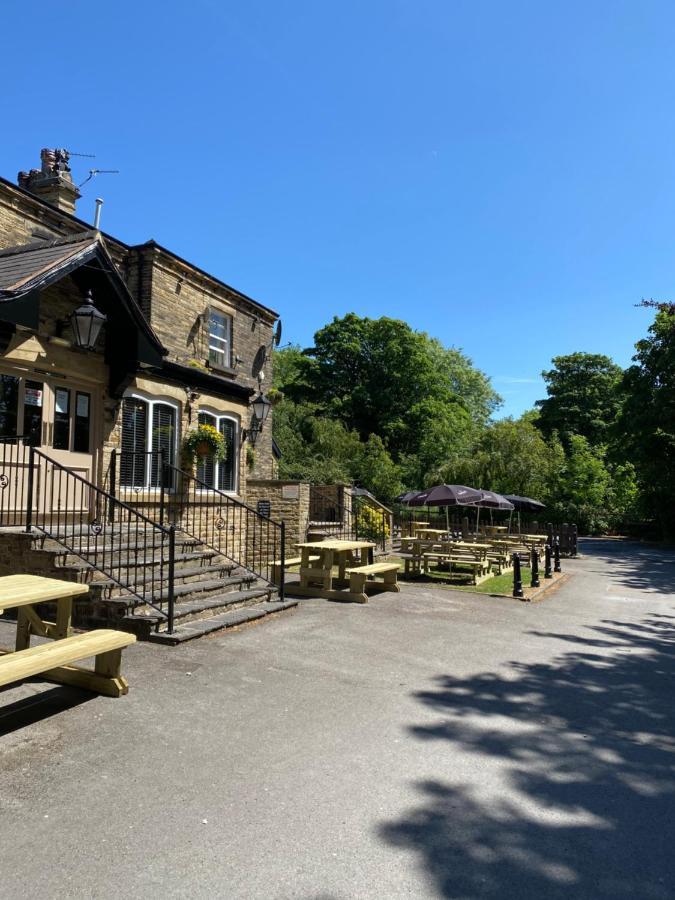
left=0, top=149, right=391, bottom=641
left=1, top=148, right=278, bottom=498
left=0, top=148, right=292, bottom=640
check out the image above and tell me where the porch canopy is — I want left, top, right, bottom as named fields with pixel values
left=0, top=231, right=166, bottom=392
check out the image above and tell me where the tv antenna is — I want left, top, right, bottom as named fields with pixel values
left=79, top=168, right=120, bottom=188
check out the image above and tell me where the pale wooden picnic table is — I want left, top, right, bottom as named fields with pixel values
left=293, top=539, right=376, bottom=602
left=0, top=574, right=90, bottom=650
left=414, top=527, right=448, bottom=539
left=0, top=574, right=135, bottom=697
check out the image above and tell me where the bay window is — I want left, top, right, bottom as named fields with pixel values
left=196, top=411, right=238, bottom=493
left=120, top=395, right=178, bottom=489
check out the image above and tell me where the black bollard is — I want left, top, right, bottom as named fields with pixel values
left=512, top=553, right=524, bottom=598
left=544, top=544, right=552, bottom=579
left=554, top=539, right=561, bottom=573
left=530, top=548, right=540, bottom=588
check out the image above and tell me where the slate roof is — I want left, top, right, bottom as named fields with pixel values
left=0, top=232, right=99, bottom=295
left=0, top=231, right=166, bottom=359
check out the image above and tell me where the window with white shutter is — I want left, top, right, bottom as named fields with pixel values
left=196, top=410, right=238, bottom=494
left=120, top=395, right=178, bottom=490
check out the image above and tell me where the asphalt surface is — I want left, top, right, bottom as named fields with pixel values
left=1, top=538, right=674, bottom=899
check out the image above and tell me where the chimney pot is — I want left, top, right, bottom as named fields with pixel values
left=18, top=148, right=81, bottom=215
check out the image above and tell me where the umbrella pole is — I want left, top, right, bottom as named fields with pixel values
left=476, top=505, right=480, bottom=536
left=508, top=509, right=513, bottom=535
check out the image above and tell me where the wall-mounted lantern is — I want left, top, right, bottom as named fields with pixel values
left=69, top=289, right=107, bottom=350
left=247, top=392, right=272, bottom=447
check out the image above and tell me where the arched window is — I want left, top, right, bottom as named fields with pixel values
left=120, top=395, right=178, bottom=489
left=196, top=411, right=238, bottom=493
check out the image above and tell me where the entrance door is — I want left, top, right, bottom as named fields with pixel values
left=0, top=371, right=97, bottom=521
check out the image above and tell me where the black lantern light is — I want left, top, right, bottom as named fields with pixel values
left=70, top=289, right=106, bottom=350
left=248, top=392, right=272, bottom=446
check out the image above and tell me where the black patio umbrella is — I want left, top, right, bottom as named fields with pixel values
left=396, top=490, right=422, bottom=504
left=504, top=495, right=546, bottom=534
left=474, top=490, right=514, bottom=532
left=504, top=495, right=546, bottom=513
left=408, top=484, right=483, bottom=508
left=476, top=491, right=515, bottom=510
left=409, top=484, right=483, bottom=531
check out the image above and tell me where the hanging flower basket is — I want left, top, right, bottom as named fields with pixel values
left=182, top=424, right=227, bottom=465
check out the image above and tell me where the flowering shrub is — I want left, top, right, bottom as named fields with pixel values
left=355, top=501, right=391, bottom=544
left=182, top=424, right=227, bottom=464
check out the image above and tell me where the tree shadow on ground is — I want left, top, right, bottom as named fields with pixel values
left=380, top=614, right=675, bottom=899
left=579, top=538, right=675, bottom=595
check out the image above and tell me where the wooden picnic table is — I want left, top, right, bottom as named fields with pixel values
left=0, top=574, right=135, bottom=697
left=294, top=539, right=378, bottom=602
left=414, top=527, right=448, bottom=539
left=0, top=575, right=90, bottom=649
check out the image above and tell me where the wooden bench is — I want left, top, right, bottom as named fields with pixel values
left=345, top=562, right=400, bottom=597
left=271, top=555, right=320, bottom=585
left=422, top=552, right=491, bottom=585
left=0, top=629, right=136, bottom=698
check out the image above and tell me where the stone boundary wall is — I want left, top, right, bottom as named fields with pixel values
left=245, top=480, right=310, bottom=551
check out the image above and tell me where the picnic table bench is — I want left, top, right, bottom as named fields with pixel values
left=344, top=562, right=400, bottom=597
left=271, top=554, right=320, bottom=586
left=0, top=574, right=135, bottom=698
left=292, top=540, right=379, bottom=603
left=422, top=542, right=492, bottom=585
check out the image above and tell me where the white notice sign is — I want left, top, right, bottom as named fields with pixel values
left=25, top=388, right=42, bottom=407
left=76, top=394, right=90, bottom=418
left=282, top=485, right=299, bottom=499
left=55, top=389, right=69, bottom=414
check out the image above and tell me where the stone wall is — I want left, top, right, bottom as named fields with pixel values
left=0, top=175, right=278, bottom=488
left=245, top=480, right=311, bottom=550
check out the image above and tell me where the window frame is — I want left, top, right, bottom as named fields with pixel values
left=207, top=307, right=233, bottom=371
left=195, top=407, right=240, bottom=495
left=120, top=391, right=181, bottom=492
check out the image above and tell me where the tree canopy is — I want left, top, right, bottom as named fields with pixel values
left=536, top=352, right=623, bottom=446
left=270, top=308, right=673, bottom=536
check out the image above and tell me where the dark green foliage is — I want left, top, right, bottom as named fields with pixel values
left=271, top=311, right=671, bottom=536
left=536, top=353, right=623, bottom=446
left=616, top=311, right=675, bottom=535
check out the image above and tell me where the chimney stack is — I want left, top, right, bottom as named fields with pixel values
left=18, top=148, right=81, bottom=215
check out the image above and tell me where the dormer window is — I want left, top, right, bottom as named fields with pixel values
left=208, top=309, right=232, bottom=370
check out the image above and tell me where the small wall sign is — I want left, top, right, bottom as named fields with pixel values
left=257, top=499, right=271, bottom=518
left=282, top=485, right=299, bottom=499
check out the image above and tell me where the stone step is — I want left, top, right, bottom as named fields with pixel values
left=146, top=599, right=297, bottom=645
left=40, top=534, right=202, bottom=555
left=54, top=548, right=221, bottom=573
left=92, top=569, right=256, bottom=598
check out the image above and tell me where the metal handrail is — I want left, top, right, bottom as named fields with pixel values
left=27, top=447, right=176, bottom=631
left=309, top=484, right=389, bottom=551
left=162, top=460, right=285, bottom=601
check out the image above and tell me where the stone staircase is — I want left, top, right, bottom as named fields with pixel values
left=0, top=527, right=296, bottom=644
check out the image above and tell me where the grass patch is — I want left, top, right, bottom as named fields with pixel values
left=388, top=556, right=520, bottom=596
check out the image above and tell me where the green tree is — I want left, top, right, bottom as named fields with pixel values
left=274, top=314, right=500, bottom=484
left=617, top=310, right=675, bottom=535
left=536, top=352, right=623, bottom=446
left=437, top=415, right=564, bottom=501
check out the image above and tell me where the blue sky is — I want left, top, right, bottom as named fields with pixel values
left=1, top=0, right=670, bottom=416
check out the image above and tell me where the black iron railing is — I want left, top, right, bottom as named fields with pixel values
left=160, top=461, right=285, bottom=600
left=0, top=435, right=34, bottom=527
left=309, top=484, right=389, bottom=552
left=27, top=447, right=176, bottom=631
